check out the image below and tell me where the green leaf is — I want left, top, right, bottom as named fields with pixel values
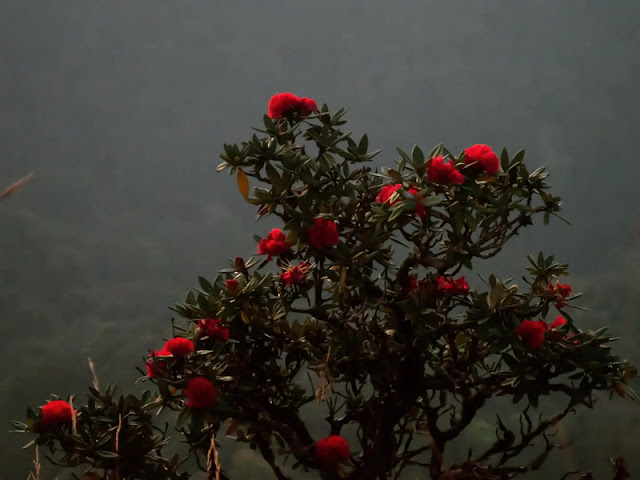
left=420, top=195, right=442, bottom=207
left=388, top=204, right=406, bottom=222
left=511, top=149, right=525, bottom=166
left=176, top=407, right=191, bottom=428
left=198, top=276, right=213, bottom=293
left=265, top=163, right=281, bottom=189
left=411, top=145, right=425, bottom=166
left=358, top=134, right=368, bottom=155
left=427, top=144, right=443, bottom=159
left=387, top=169, right=402, bottom=183
left=500, top=148, right=509, bottom=172
left=96, top=451, right=120, bottom=459
left=488, top=283, right=506, bottom=309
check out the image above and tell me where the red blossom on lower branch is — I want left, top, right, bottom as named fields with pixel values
left=163, top=337, right=195, bottom=357
left=226, top=278, right=239, bottom=294
left=281, top=261, right=310, bottom=285
left=438, top=275, right=470, bottom=296
left=184, top=377, right=217, bottom=409
left=146, top=348, right=172, bottom=378
left=376, top=183, right=402, bottom=204
left=515, top=316, right=567, bottom=348
left=315, top=435, right=350, bottom=467
left=308, top=218, right=339, bottom=249
left=515, top=319, right=546, bottom=348
left=197, top=318, right=230, bottom=342
left=377, top=183, right=426, bottom=218
left=407, top=186, right=426, bottom=218
left=41, top=400, right=75, bottom=427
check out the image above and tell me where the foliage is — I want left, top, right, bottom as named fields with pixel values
left=12, top=98, right=637, bottom=480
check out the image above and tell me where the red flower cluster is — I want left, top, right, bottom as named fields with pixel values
left=427, top=156, right=465, bottom=185
left=226, top=278, right=239, bottom=294
left=258, top=228, right=292, bottom=259
left=376, top=184, right=402, bottom=204
left=41, top=400, right=75, bottom=427
left=464, top=144, right=499, bottom=175
left=376, top=183, right=426, bottom=218
left=268, top=93, right=318, bottom=119
left=281, top=261, right=310, bottom=285
left=438, top=276, right=469, bottom=295
left=548, top=282, right=572, bottom=308
left=163, top=337, right=195, bottom=357
left=197, top=318, right=230, bottom=342
left=308, top=218, right=339, bottom=249
left=315, top=435, right=350, bottom=467
left=146, top=348, right=172, bottom=378
left=515, top=316, right=567, bottom=349
left=184, top=377, right=217, bottom=409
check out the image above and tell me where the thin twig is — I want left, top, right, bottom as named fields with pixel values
left=0, top=172, right=33, bottom=201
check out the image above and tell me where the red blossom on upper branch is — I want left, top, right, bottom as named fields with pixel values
left=163, top=337, right=195, bottom=357
left=464, top=144, right=500, bottom=175
left=258, top=228, right=292, bottom=260
left=427, top=155, right=465, bottom=185
left=377, top=183, right=426, bottom=218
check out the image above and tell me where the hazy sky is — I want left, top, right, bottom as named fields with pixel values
left=1, top=2, right=639, bottom=478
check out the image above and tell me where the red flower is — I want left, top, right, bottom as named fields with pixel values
left=515, top=317, right=567, bottom=348
left=308, top=218, right=339, bottom=249
left=406, top=275, right=421, bottom=294
left=281, top=262, right=310, bottom=285
left=377, top=184, right=426, bottom=218
left=258, top=228, right=292, bottom=260
left=427, top=156, right=465, bottom=185
left=437, top=276, right=470, bottom=296
left=546, top=315, right=567, bottom=341
left=376, top=184, right=403, bottom=204
left=315, top=435, right=350, bottom=467
left=548, top=316, right=567, bottom=329
left=197, top=318, right=230, bottom=342
left=163, top=337, right=195, bottom=357
left=565, top=333, right=582, bottom=345
left=407, top=187, right=426, bottom=218
left=268, top=93, right=318, bottom=119
left=41, top=400, right=75, bottom=427
left=515, top=319, right=547, bottom=349
left=184, top=377, right=217, bottom=409
left=556, top=284, right=572, bottom=297
left=548, top=282, right=572, bottom=308
left=146, top=348, right=172, bottom=378
left=463, top=144, right=499, bottom=175
left=226, top=278, right=239, bottom=294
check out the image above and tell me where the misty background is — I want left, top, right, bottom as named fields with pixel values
left=1, top=1, right=639, bottom=478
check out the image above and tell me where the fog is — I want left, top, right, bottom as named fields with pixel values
left=1, top=2, right=639, bottom=477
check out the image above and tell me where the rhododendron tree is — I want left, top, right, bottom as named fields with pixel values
left=11, top=94, right=637, bottom=480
